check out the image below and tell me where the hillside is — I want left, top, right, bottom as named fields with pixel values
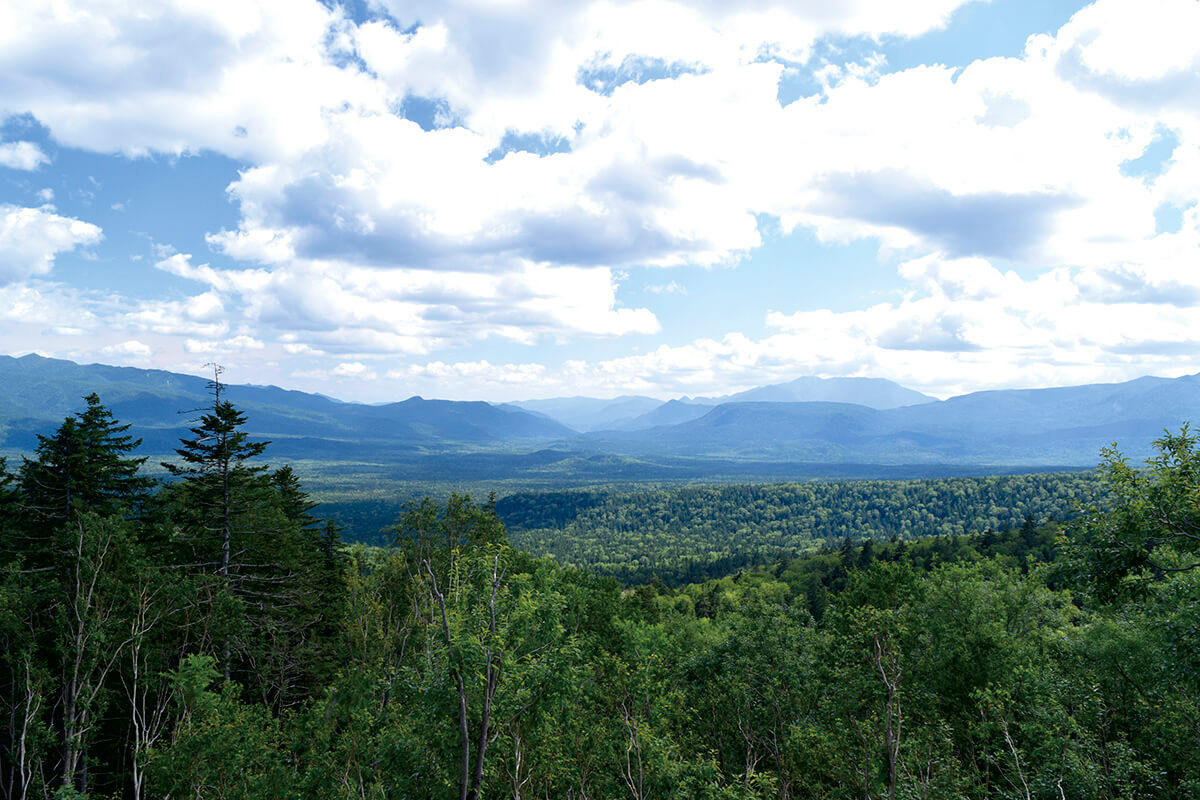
left=688, top=375, right=937, bottom=408
left=3, top=354, right=1198, bottom=472
left=581, top=374, right=1200, bottom=465
left=0, top=354, right=575, bottom=460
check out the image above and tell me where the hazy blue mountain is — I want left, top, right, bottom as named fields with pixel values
left=611, top=399, right=715, bottom=430
left=587, top=373, right=1200, bottom=465
left=0, top=354, right=574, bottom=459
left=585, top=402, right=910, bottom=461
left=687, top=376, right=936, bottom=409
left=507, top=395, right=663, bottom=431
left=3, top=353, right=1197, bottom=472
left=512, top=377, right=934, bottom=432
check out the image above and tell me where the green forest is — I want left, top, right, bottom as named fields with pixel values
left=3, top=392, right=1200, bottom=799
left=496, top=475, right=1097, bottom=585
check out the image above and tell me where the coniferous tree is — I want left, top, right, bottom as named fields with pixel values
left=162, top=368, right=273, bottom=684
left=163, top=378, right=269, bottom=583
left=162, top=369, right=343, bottom=706
left=4, top=397, right=153, bottom=798
left=19, top=393, right=153, bottom=534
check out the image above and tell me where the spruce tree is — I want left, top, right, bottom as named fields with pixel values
left=162, top=368, right=342, bottom=705
left=19, top=393, right=153, bottom=531
left=163, top=370, right=270, bottom=682
left=7, top=397, right=152, bottom=797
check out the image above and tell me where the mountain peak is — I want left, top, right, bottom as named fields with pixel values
left=692, top=376, right=936, bottom=410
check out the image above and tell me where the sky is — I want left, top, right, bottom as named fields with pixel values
left=1, top=0, right=1199, bottom=403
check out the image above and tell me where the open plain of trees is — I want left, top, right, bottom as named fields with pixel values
left=2, top=392, right=1199, bottom=799
left=497, top=474, right=1096, bottom=585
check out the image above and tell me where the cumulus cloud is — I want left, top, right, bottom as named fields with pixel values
left=1050, top=0, right=1200, bottom=116
left=0, top=282, right=99, bottom=329
left=394, top=251, right=1200, bottom=401
left=125, top=293, right=230, bottom=338
left=2, top=0, right=1200, bottom=400
left=809, top=170, right=1080, bottom=261
left=101, top=339, right=152, bottom=360
left=0, top=141, right=48, bottom=170
left=186, top=0, right=1191, bottom=296
left=0, top=0, right=983, bottom=351
left=0, top=0, right=383, bottom=159
left=394, top=360, right=548, bottom=385
left=332, top=361, right=374, bottom=378
left=183, top=335, right=265, bottom=354
left=0, top=205, right=102, bottom=283
left=157, top=253, right=660, bottom=353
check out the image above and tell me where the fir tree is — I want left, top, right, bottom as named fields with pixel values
left=19, top=393, right=153, bottom=531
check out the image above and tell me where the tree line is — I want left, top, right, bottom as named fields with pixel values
left=2, top=388, right=1199, bottom=798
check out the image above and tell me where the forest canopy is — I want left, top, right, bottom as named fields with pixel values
left=2, top=393, right=1198, bottom=799
left=496, top=474, right=1096, bottom=585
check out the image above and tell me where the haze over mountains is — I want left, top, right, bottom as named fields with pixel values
left=1, top=353, right=1197, bottom=472
left=512, top=377, right=936, bottom=432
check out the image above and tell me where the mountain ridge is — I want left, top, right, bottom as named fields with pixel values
left=1, top=353, right=1197, bottom=469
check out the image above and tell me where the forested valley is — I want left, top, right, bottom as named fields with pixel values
left=3, top=392, right=1200, bottom=799
left=495, top=475, right=1096, bottom=585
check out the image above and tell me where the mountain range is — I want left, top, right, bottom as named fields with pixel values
left=510, top=376, right=936, bottom=431
left=0, top=354, right=572, bottom=461
left=1, top=353, right=1196, bottom=472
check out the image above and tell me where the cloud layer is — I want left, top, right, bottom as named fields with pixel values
left=1, top=0, right=1199, bottom=399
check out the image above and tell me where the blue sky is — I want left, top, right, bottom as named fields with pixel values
left=1, top=0, right=1199, bottom=402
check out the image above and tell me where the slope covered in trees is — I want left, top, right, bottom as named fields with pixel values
left=3, top=391, right=1199, bottom=799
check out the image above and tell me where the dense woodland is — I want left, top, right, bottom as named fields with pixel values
left=497, top=476, right=1096, bottom=585
left=2, top=391, right=1200, bottom=799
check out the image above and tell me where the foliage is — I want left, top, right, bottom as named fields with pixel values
left=18, top=393, right=153, bottom=532
left=3, top=395, right=1199, bottom=800
left=498, top=474, right=1094, bottom=584
left=1068, top=426, right=1200, bottom=601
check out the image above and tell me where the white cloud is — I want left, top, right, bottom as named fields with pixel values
left=281, top=341, right=324, bottom=355
left=182, top=0, right=1195, bottom=303
left=125, top=293, right=230, bottom=338
left=183, top=334, right=264, bottom=354
left=0, top=0, right=384, bottom=160
left=157, top=253, right=660, bottom=353
left=101, top=339, right=152, bottom=359
left=0, top=205, right=102, bottom=283
left=332, top=361, right=374, bottom=378
left=1050, top=0, right=1200, bottom=99
left=4, top=0, right=1200, bottom=401
left=385, top=249, right=1200, bottom=400
left=0, top=0, right=984, bottom=352
left=0, top=141, right=48, bottom=170
left=0, top=282, right=99, bottom=328
left=394, top=360, right=548, bottom=385
left=645, top=280, right=687, bottom=295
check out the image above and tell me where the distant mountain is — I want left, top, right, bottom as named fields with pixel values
left=2, top=353, right=1196, bottom=473
left=512, top=376, right=935, bottom=431
left=507, top=395, right=663, bottom=431
left=688, top=376, right=936, bottom=409
left=0, top=354, right=575, bottom=459
left=551, top=377, right=935, bottom=432
left=584, top=373, right=1200, bottom=465
left=610, top=399, right=714, bottom=430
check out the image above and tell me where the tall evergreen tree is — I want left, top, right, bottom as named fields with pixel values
left=19, top=393, right=153, bottom=532
left=162, top=368, right=343, bottom=705
left=163, top=368, right=272, bottom=683
left=4, top=397, right=152, bottom=798
left=163, top=378, right=269, bottom=584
